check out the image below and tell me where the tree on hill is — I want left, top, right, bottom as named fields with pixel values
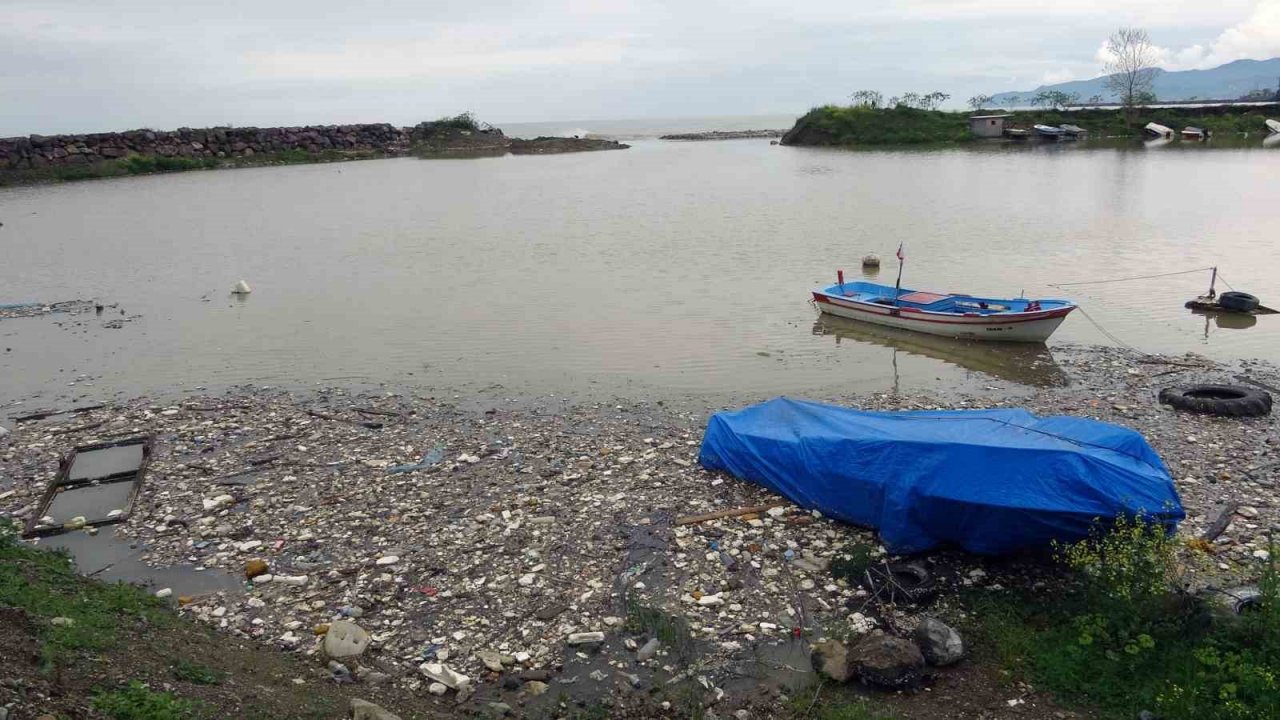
left=967, top=94, right=994, bottom=111
left=1102, top=27, right=1158, bottom=124
left=1033, top=90, right=1081, bottom=110
left=850, top=90, right=883, bottom=109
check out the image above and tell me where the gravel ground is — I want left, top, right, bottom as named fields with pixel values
left=2, top=344, right=1277, bottom=718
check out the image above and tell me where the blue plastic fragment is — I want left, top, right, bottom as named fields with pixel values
left=386, top=445, right=446, bottom=475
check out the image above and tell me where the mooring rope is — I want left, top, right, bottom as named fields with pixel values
left=1074, top=304, right=1148, bottom=356
left=1049, top=266, right=1215, bottom=288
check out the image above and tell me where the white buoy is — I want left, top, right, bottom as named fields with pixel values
left=231, top=280, right=252, bottom=295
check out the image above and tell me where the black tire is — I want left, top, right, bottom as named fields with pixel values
left=857, top=561, right=937, bottom=605
left=1158, top=384, right=1272, bottom=417
left=1219, top=291, right=1260, bottom=313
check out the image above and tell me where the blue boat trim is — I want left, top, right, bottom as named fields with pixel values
left=812, top=280, right=1073, bottom=318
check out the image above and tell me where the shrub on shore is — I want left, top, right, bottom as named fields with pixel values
left=969, top=518, right=1280, bottom=719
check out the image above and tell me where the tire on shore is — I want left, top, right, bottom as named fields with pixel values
left=1158, top=384, right=1272, bottom=417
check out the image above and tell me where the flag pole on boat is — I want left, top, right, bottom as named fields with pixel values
left=893, top=243, right=905, bottom=305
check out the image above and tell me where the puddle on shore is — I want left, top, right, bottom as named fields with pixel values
left=68, top=442, right=145, bottom=481
left=36, top=528, right=241, bottom=598
left=42, top=482, right=134, bottom=525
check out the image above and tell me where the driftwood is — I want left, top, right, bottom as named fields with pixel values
left=1137, top=358, right=1208, bottom=369
left=13, top=404, right=106, bottom=423
left=1236, top=375, right=1280, bottom=396
left=1201, top=502, right=1240, bottom=542
left=675, top=501, right=788, bottom=526
left=354, top=407, right=402, bottom=417
left=49, top=420, right=107, bottom=435
left=307, top=409, right=383, bottom=429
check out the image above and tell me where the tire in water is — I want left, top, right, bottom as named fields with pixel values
left=1219, top=291, right=1260, bottom=313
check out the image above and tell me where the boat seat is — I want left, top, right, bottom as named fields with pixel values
left=898, top=291, right=952, bottom=306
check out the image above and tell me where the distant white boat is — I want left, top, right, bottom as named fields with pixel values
left=1058, top=124, right=1087, bottom=137
left=1181, top=127, right=1206, bottom=140
left=1267, top=119, right=1280, bottom=134
left=1144, top=122, right=1174, bottom=138
left=1034, top=124, right=1066, bottom=138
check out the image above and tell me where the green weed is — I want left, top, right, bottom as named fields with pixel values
left=968, top=519, right=1280, bottom=720
left=171, top=659, right=223, bottom=685
left=788, top=686, right=900, bottom=720
left=91, top=681, right=202, bottom=720
left=829, top=541, right=878, bottom=583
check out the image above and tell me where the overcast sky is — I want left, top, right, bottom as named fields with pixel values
left=3, top=0, right=1279, bottom=135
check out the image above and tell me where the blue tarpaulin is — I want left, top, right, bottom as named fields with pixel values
left=698, top=398, right=1183, bottom=555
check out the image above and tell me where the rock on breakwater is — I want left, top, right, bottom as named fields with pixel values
left=507, top=136, right=630, bottom=154
left=0, top=124, right=410, bottom=169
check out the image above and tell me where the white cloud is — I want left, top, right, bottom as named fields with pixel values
left=1093, top=0, right=1280, bottom=71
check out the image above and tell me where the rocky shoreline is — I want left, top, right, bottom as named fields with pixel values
left=659, top=130, right=785, bottom=141
left=2, top=345, right=1277, bottom=718
left=0, top=121, right=630, bottom=186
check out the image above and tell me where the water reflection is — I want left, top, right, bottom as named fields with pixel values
left=811, top=315, right=1069, bottom=387
left=1190, top=308, right=1260, bottom=336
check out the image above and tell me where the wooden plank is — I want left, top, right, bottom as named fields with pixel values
left=675, top=501, right=789, bottom=526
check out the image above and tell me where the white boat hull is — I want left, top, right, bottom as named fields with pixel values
left=814, top=295, right=1070, bottom=342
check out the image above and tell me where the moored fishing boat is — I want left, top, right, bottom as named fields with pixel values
left=811, top=278, right=1076, bottom=343
left=1058, top=124, right=1088, bottom=137
left=1144, top=122, right=1174, bottom=138
left=1034, top=124, right=1066, bottom=138
left=1182, top=126, right=1206, bottom=140
left=1267, top=119, right=1280, bottom=134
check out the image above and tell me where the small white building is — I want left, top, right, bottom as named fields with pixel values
left=968, top=113, right=1013, bottom=138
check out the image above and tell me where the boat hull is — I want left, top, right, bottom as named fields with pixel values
left=813, top=293, right=1071, bottom=342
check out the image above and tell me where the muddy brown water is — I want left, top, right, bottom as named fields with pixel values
left=2, top=130, right=1278, bottom=411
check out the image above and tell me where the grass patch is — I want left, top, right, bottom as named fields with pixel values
left=793, top=105, right=971, bottom=145
left=92, top=681, right=203, bottom=720
left=0, top=521, right=167, bottom=670
left=171, top=659, right=224, bottom=685
left=830, top=541, right=878, bottom=583
left=967, top=517, right=1280, bottom=720
left=788, top=686, right=900, bottom=720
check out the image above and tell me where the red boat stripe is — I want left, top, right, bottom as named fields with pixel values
left=813, top=293, right=1074, bottom=325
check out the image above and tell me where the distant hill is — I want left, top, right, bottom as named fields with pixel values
left=990, top=58, right=1280, bottom=105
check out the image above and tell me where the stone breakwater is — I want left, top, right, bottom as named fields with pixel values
left=0, top=124, right=629, bottom=171
left=0, top=124, right=411, bottom=169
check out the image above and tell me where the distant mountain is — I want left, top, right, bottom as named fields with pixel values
left=990, top=58, right=1280, bottom=105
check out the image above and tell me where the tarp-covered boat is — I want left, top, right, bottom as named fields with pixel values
left=698, top=398, right=1183, bottom=555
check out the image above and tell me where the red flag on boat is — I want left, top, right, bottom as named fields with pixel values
left=896, top=243, right=905, bottom=261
